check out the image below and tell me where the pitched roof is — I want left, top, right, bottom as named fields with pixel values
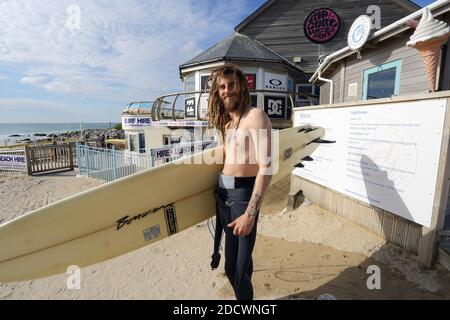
left=234, top=0, right=420, bottom=32
left=179, top=32, right=303, bottom=73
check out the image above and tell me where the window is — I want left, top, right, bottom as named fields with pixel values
left=296, top=84, right=320, bottom=107
left=363, top=60, right=402, bottom=100
left=163, top=136, right=181, bottom=146
left=184, top=75, right=195, bottom=96
left=200, top=74, right=211, bottom=91
left=138, top=133, right=145, bottom=153
left=129, top=134, right=138, bottom=152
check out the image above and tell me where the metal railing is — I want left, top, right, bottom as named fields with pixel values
left=76, top=144, right=151, bottom=182
left=150, top=89, right=299, bottom=121
left=128, top=90, right=319, bottom=122
left=76, top=140, right=216, bottom=182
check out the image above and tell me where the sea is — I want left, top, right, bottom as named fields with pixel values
left=0, top=123, right=113, bottom=146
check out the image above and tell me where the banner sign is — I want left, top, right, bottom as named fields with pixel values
left=246, top=74, right=256, bottom=90
left=0, top=154, right=27, bottom=171
left=151, top=140, right=216, bottom=160
left=122, top=116, right=152, bottom=130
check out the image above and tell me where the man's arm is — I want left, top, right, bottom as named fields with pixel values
left=245, top=109, right=272, bottom=217
left=227, top=108, right=272, bottom=236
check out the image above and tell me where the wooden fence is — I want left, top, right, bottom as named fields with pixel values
left=24, top=143, right=76, bottom=175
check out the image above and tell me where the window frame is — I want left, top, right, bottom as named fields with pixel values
left=362, top=59, right=402, bottom=100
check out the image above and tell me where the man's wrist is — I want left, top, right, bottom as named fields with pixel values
left=246, top=211, right=257, bottom=218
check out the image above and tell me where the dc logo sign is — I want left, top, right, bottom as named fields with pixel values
left=185, top=97, right=196, bottom=118
left=267, top=100, right=283, bottom=115
left=264, top=96, right=285, bottom=119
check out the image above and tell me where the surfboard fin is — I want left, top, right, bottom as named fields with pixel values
left=210, top=253, right=221, bottom=270
left=302, top=156, right=313, bottom=161
left=307, top=138, right=336, bottom=145
left=298, top=127, right=319, bottom=133
left=295, top=163, right=305, bottom=168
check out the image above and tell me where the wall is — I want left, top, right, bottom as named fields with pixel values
left=319, top=28, right=439, bottom=104
left=239, top=0, right=417, bottom=73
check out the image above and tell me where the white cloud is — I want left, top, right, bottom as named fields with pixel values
left=21, top=76, right=48, bottom=85
left=0, top=0, right=249, bottom=105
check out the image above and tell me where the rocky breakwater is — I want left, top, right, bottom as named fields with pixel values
left=9, top=128, right=125, bottom=145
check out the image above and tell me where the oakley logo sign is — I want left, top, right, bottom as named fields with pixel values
left=269, top=79, right=282, bottom=86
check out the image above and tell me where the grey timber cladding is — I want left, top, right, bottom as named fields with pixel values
left=239, top=0, right=418, bottom=73
left=319, top=20, right=450, bottom=105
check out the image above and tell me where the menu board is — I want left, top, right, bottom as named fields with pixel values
left=293, top=99, right=447, bottom=227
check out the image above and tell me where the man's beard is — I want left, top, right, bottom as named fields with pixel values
left=222, top=94, right=241, bottom=112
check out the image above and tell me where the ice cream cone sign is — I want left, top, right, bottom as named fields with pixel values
left=407, top=8, right=450, bottom=92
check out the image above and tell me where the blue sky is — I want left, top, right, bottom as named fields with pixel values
left=0, top=0, right=436, bottom=123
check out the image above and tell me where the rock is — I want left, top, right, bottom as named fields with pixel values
left=33, top=133, right=47, bottom=137
left=8, top=134, right=21, bottom=137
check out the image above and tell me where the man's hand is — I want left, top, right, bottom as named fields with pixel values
left=227, top=213, right=256, bottom=236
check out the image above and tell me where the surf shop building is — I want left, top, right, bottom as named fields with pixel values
left=122, top=0, right=419, bottom=154
left=291, top=0, right=450, bottom=269
left=178, top=0, right=419, bottom=126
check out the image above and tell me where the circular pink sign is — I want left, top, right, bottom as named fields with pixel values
left=304, top=8, right=340, bottom=43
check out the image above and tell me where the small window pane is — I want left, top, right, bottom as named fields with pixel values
left=184, top=76, right=195, bottom=94
left=129, top=134, right=138, bottom=152
left=366, top=67, right=396, bottom=100
left=200, top=75, right=210, bottom=91
left=139, top=133, right=145, bottom=153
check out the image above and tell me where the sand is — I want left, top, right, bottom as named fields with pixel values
left=0, top=171, right=449, bottom=300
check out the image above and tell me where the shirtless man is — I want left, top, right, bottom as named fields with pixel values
left=207, top=64, right=272, bottom=300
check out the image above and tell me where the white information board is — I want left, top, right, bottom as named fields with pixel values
left=294, top=99, right=447, bottom=227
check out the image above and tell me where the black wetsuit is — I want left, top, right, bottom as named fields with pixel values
left=212, top=175, right=258, bottom=300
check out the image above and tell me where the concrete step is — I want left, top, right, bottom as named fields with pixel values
left=438, top=241, right=450, bottom=272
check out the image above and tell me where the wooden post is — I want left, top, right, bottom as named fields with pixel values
left=418, top=97, right=450, bottom=266
left=24, top=145, right=32, bottom=175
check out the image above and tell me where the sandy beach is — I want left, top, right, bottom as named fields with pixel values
left=0, top=171, right=449, bottom=300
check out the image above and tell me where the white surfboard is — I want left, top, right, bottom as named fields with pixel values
left=0, top=125, right=329, bottom=282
